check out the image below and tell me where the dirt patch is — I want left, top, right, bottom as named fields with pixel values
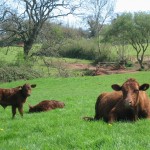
left=66, top=63, right=137, bottom=76
left=67, top=63, right=95, bottom=70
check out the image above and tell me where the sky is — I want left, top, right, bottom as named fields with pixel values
left=61, top=0, right=150, bottom=28
left=115, top=0, right=150, bottom=13
left=4, top=0, right=150, bottom=29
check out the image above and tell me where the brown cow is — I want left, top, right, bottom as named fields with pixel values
left=84, top=78, right=150, bottom=123
left=83, top=91, right=122, bottom=122
left=28, top=100, right=65, bottom=113
left=0, top=83, right=36, bottom=118
left=108, top=78, right=150, bottom=123
left=94, top=91, right=122, bottom=122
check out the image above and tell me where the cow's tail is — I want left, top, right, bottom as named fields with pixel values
left=83, top=116, right=95, bottom=121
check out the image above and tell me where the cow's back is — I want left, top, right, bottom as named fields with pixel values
left=0, top=87, right=22, bottom=106
left=29, top=100, right=65, bottom=112
left=41, top=100, right=65, bottom=110
left=94, top=91, right=122, bottom=121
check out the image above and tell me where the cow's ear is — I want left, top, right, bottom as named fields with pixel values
left=111, top=84, right=122, bottom=91
left=139, top=84, right=149, bottom=91
left=31, top=84, right=36, bottom=88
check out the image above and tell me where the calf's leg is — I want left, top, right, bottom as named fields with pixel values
left=12, top=106, right=16, bottom=119
left=18, top=106, right=23, bottom=117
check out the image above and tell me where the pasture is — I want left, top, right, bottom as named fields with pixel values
left=0, top=72, right=150, bottom=149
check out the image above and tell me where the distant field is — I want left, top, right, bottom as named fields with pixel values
left=0, top=72, right=150, bottom=149
left=0, top=44, right=150, bottom=63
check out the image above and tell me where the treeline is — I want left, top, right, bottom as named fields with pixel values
left=32, top=22, right=116, bottom=63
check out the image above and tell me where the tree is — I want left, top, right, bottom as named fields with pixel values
left=104, top=12, right=150, bottom=69
left=0, top=0, right=80, bottom=59
left=85, top=0, right=115, bottom=37
left=82, top=0, right=115, bottom=57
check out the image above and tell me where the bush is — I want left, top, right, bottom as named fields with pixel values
left=60, top=38, right=97, bottom=60
left=125, top=60, right=134, bottom=67
left=0, top=54, right=42, bottom=82
left=0, top=66, right=42, bottom=82
left=93, top=44, right=117, bottom=64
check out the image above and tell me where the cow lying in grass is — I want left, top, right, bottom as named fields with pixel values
left=28, top=100, right=65, bottom=113
left=0, top=83, right=36, bottom=118
left=84, top=78, right=150, bottom=123
left=107, top=78, right=150, bottom=123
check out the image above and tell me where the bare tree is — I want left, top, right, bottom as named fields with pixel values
left=0, top=0, right=81, bottom=59
left=83, top=0, right=116, bottom=56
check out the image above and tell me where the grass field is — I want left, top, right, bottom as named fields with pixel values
left=0, top=72, right=150, bottom=149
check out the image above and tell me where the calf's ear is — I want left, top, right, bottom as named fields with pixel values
left=31, top=84, right=36, bottom=88
left=28, top=104, right=33, bottom=108
left=111, top=84, right=122, bottom=91
left=139, top=84, right=149, bottom=91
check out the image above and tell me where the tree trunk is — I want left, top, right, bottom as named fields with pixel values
left=23, top=40, right=34, bottom=59
left=137, top=54, right=144, bottom=70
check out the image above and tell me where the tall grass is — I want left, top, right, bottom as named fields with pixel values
left=0, top=72, right=150, bottom=149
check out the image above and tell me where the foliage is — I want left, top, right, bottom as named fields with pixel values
left=103, top=12, right=150, bottom=69
left=0, top=72, right=150, bottom=149
left=93, top=43, right=117, bottom=64
left=83, top=0, right=115, bottom=37
left=60, top=38, right=97, bottom=60
left=0, top=66, right=42, bottom=82
left=0, top=0, right=80, bottom=58
left=34, top=23, right=88, bottom=58
left=125, top=60, right=134, bottom=68
left=0, top=50, right=42, bottom=82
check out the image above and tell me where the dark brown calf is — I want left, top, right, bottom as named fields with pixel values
left=28, top=100, right=65, bottom=113
left=0, top=83, right=36, bottom=118
left=108, top=78, right=149, bottom=123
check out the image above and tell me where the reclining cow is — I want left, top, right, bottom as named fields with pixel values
left=28, top=100, right=65, bottom=113
left=84, top=78, right=150, bottom=123
left=107, top=78, right=150, bottom=123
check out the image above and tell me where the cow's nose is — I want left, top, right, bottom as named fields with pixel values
left=129, top=101, right=132, bottom=106
left=125, top=99, right=132, bottom=107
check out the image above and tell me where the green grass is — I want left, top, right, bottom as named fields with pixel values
left=0, top=72, right=150, bottom=149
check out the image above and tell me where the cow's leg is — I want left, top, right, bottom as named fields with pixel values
left=18, top=106, right=23, bottom=117
left=108, top=108, right=117, bottom=123
left=12, top=106, right=16, bottom=119
left=94, top=114, right=101, bottom=120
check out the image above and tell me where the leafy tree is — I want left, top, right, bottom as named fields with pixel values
left=0, top=0, right=80, bottom=59
left=104, top=12, right=150, bottom=69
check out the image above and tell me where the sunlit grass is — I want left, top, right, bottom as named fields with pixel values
left=0, top=72, right=150, bottom=149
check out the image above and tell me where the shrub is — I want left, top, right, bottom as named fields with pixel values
left=93, top=44, right=117, bottom=64
left=0, top=66, right=42, bottom=82
left=125, top=60, right=134, bottom=67
left=60, top=38, right=97, bottom=60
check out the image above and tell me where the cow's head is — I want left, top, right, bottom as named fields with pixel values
left=28, top=104, right=34, bottom=113
left=111, top=78, right=149, bottom=108
left=20, top=84, right=36, bottom=97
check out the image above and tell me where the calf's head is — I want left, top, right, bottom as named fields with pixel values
left=20, top=84, right=36, bottom=97
left=111, top=78, right=149, bottom=108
